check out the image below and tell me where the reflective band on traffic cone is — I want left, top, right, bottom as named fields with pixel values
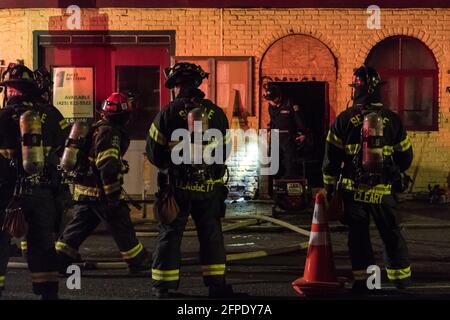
left=292, top=192, right=345, bottom=295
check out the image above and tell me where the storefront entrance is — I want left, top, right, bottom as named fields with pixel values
left=35, top=31, right=175, bottom=196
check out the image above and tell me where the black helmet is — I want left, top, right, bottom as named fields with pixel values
left=0, top=63, right=38, bottom=93
left=33, top=67, right=53, bottom=97
left=350, top=65, right=382, bottom=97
left=164, top=62, right=208, bottom=89
left=263, top=84, right=282, bottom=102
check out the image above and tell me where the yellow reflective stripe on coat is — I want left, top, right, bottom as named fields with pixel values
left=394, top=136, right=412, bottom=152
left=344, top=144, right=394, bottom=156
left=149, top=123, right=167, bottom=146
left=152, top=268, right=180, bottom=281
left=0, top=275, right=5, bottom=287
left=103, top=181, right=122, bottom=195
left=202, top=264, right=226, bottom=276
left=326, top=131, right=343, bottom=149
left=386, top=266, right=411, bottom=280
left=96, top=148, right=119, bottom=166
left=73, top=184, right=101, bottom=199
left=31, top=272, right=59, bottom=283
left=59, top=119, right=69, bottom=130
left=340, top=178, right=392, bottom=195
left=55, top=241, right=79, bottom=259
left=121, top=242, right=143, bottom=260
left=344, top=144, right=360, bottom=155
left=323, top=174, right=337, bottom=185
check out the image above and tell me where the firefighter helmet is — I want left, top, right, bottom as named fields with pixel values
left=0, top=63, right=38, bottom=92
left=164, top=62, right=209, bottom=89
left=101, top=92, right=132, bottom=118
left=350, top=65, right=382, bottom=96
left=263, top=84, right=282, bottom=102
left=33, top=67, right=53, bottom=98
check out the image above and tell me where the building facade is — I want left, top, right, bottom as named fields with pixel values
left=0, top=1, right=449, bottom=195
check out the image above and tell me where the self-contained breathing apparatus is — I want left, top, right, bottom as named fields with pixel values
left=349, top=66, right=410, bottom=192
left=164, top=62, right=227, bottom=188
left=59, top=121, right=91, bottom=180
left=187, top=103, right=212, bottom=182
left=170, top=99, right=228, bottom=190
left=351, top=106, right=387, bottom=187
left=1, top=80, right=45, bottom=238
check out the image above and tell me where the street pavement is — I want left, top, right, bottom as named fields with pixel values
left=2, top=199, right=450, bottom=300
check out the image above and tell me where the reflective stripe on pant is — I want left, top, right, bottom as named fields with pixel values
left=152, top=188, right=227, bottom=289
left=342, top=192, right=411, bottom=283
left=59, top=201, right=145, bottom=266
left=386, top=266, right=411, bottom=281
left=55, top=241, right=80, bottom=260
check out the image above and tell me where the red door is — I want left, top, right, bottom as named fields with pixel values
left=43, top=45, right=171, bottom=195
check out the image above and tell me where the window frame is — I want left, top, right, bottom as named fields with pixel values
left=365, top=36, right=439, bottom=131
left=172, top=56, right=254, bottom=115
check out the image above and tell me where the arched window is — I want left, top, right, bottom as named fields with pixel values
left=365, top=36, right=438, bottom=131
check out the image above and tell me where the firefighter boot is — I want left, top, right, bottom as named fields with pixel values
left=128, top=249, right=152, bottom=274
left=34, top=282, right=59, bottom=300
left=393, top=277, right=412, bottom=290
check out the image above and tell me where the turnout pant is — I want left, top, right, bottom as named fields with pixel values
left=152, top=188, right=227, bottom=289
left=342, top=192, right=411, bottom=285
left=0, top=232, right=8, bottom=294
left=0, top=185, right=14, bottom=294
left=279, top=138, right=300, bottom=178
left=22, top=187, right=60, bottom=297
left=57, top=199, right=145, bottom=267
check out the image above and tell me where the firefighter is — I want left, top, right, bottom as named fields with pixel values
left=56, top=92, right=151, bottom=274
left=33, top=67, right=71, bottom=239
left=0, top=63, right=67, bottom=299
left=265, top=84, right=308, bottom=178
left=322, top=66, right=413, bottom=293
left=146, top=62, right=233, bottom=299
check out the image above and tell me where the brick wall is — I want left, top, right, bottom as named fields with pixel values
left=1, top=7, right=449, bottom=192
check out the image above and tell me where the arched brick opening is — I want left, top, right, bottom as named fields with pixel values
left=257, top=34, right=337, bottom=198
left=259, top=34, right=338, bottom=129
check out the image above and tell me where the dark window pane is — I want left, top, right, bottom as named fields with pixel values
left=365, top=36, right=438, bottom=131
left=401, top=38, right=437, bottom=70
left=116, top=66, right=160, bottom=140
left=366, top=37, right=399, bottom=70
left=379, top=75, right=399, bottom=113
left=403, top=76, right=434, bottom=128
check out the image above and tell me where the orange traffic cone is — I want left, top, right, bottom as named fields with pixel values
left=292, top=192, right=345, bottom=295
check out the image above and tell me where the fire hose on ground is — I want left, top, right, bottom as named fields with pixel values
left=8, top=212, right=449, bottom=271
left=7, top=215, right=311, bottom=271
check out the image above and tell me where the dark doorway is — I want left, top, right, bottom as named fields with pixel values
left=269, top=81, right=329, bottom=188
left=116, top=65, right=161, bottom=140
